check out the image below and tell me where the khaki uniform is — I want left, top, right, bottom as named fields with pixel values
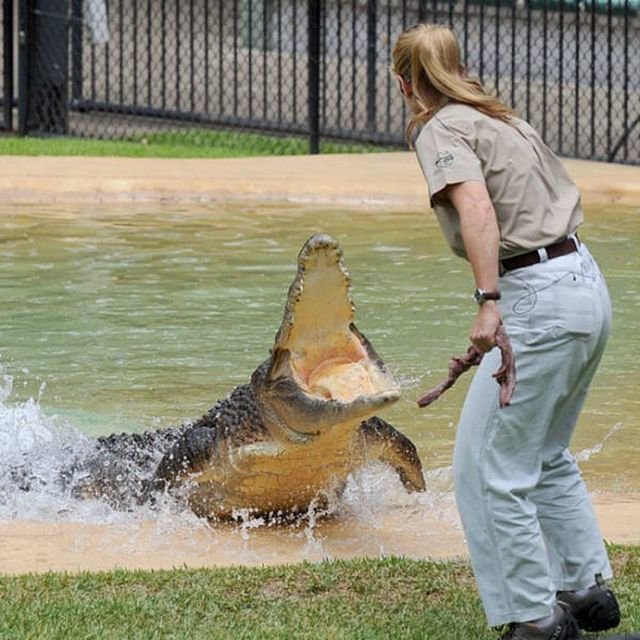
left=415, top=103, right=583, bottom=259
left=413, top=102, right=613, bottom=627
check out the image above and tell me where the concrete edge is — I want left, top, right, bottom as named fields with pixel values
left=0, top=153, right=638, bottom=209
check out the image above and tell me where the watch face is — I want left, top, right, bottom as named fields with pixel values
left=474, top=289, right=485, bottom=303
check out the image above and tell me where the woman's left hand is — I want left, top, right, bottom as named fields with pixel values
left=470, top=301, right=502, bottom=353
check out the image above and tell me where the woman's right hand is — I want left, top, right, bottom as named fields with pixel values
left=470, top=301, right=502, bottom=353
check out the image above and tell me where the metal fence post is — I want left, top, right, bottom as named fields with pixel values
left=19, top=0, right=70, bottom=134
left=17, top=0, right=30, bottom=134
left=366, top=0, right=377, bottom=132
left=70, top=0, right=83, bottom=105
left=2, top=0, right=14, bottom=130
left=308, top=0, right=321, bottom=155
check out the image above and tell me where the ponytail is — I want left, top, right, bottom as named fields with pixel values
left=391, top=24, right=513, bottom=145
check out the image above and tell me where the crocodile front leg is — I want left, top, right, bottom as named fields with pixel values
left=359, top=417, right=426, bottom=492
left=150, top=425, right=222, bottom=489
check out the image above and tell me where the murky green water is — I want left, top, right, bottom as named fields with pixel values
left=1, top=202, right=638, bottom=491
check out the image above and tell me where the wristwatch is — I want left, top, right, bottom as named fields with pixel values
left=473, top=288, right=501, bottom=305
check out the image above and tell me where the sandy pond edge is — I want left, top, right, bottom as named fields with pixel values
left=0, top=493, right=639, bottom=575
left=1, top=153, right=639, bottom=209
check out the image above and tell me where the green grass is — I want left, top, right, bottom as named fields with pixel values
left=0, top=128, right=397, bottom=159
left=0, top=546, right=638, bottom=639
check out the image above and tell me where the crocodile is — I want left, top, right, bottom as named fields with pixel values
left=66, top=233, right=426, bottom=520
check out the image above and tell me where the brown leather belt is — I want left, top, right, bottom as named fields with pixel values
left=500, top=236, right=579, bottom=272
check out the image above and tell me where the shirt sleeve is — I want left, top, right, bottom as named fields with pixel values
left=414, top=116, right=485, bottom=204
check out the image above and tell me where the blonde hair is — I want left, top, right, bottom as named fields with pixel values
left=391, top=23, right=513, bottom=144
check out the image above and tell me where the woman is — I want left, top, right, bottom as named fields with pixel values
left=391, top=23, right=620, bottom=640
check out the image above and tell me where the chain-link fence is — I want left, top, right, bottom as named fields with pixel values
left=2, top=0, right=639, bottom=163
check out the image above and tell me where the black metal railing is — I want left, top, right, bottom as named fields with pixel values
left=2, top=0, right=639, bottom=164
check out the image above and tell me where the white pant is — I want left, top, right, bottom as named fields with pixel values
left=453, top=243, right=613, bottom=627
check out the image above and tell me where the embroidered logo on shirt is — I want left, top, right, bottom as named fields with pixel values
left=435, top=151, right=454, bottom=169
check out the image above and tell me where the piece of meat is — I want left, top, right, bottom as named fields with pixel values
left=417, top=324, right=516, bottom=408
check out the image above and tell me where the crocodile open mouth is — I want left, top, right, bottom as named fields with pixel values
left=268, top=234, right=400, bottom=408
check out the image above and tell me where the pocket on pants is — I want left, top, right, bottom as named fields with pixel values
left=553, top=279, right=597, bottom=340
left=517, top=277, right=597, bottom=346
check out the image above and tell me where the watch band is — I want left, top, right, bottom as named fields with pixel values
left=474, top=288, right=501, bottom=304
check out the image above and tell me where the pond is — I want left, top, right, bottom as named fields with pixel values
left=0, top=201, right=638, bottom=570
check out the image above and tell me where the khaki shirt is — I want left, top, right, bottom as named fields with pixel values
left=414, top=103, right=584, bottom=260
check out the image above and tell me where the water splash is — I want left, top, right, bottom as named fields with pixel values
left=0, top=372, right=95, bottom=521
left=575, top=422, right=624, bottom=463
